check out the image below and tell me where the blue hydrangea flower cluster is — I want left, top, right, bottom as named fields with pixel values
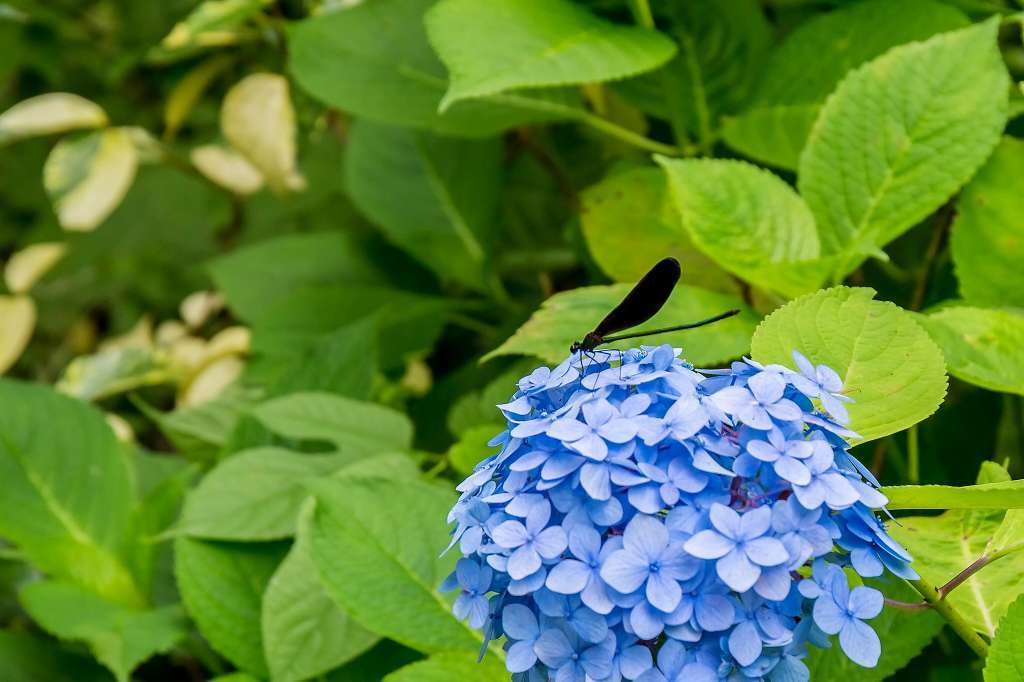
left=442, top=345, right=916, bottom=681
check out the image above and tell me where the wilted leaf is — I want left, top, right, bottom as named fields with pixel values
left=0, top=93, right=108, bottom=145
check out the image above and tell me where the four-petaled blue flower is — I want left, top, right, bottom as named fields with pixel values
left=491, top=500, right=568, bottom=579
left=600, top=514, right=696, bottom=613
left=811, top=565, right=884, bottom=667
left=684, top=504, right=789, bottom=592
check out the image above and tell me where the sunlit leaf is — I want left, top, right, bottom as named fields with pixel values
left=164, top=54, right=234, bottom=139
left=4, top=242, right=66, bottom=294
left=919, top=307, right=1024, bottom=396
left=384, top=651, right=508, bottom=682
left=0, top=295, right=35, bottom=374
left=190, top=144, right=263, bottom=195
left=881, top=480, right=1024, bottom=510
left=985, top=594, right=1024, bottom=681
left=0, top=93, right=108, bottom=145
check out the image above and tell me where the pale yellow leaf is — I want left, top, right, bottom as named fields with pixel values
left=165, top=55, right=234, bottom=139
left=4, top=242, right=66, bottom=293
left=44, top=128, right=138, bottom=232
left=0, top=93, right=107, bottom=145
left=180, top=290, right=226, bottom=329
left=221, top=73, right=305, bottom=193
left=190, top=144, right=264, bottom=195
left=179, top=356, right=244, bottom=407
left=0, top=295, right=36, bottom=374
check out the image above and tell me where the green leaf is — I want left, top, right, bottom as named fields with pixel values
left=0, top=631, right=109, bottom=682
left=750, top=286, right=947, bottom=442
left=426, top=0, right=675, bottom=110
left=448, top=424, right=502, bottom=477
left=881, top=480, right=1024, bottom=510
left=919, top=307, right=1024, bottom=396
left=0, top=379, right=141, bottom=604
left=985, top=594, right=1024, bottom=682
left=57, top=347, right=174, bottom=401
left=485, top=283, right=758, bottom=366
left=221, top=73, right=304, bottom=193
left=174, top=537, right=287, bottom=676
left=798, top=19, right=1008, bottom=271
left=579, top=167, right=738, bottom=293
left=136, top=387, right=254, bottom=456
left=209, top=232, right=388, bottom=324
left=43, top=128, right=139, bottom=232
left=656, top=157, right=828, bottom=297
left=447, top=359, right=536, bottom=437
left=988, top=509, right=1024, bottom=558
left=178, top=447, right=360, bottom=541
left=262, top=500, right=378, bottom=682
left=613, top=0, right=770, bottom=143
left=384, top=651, right=508, bottom=682
left=252, top=392, right=413, bottom=456
left=308, top=476, right=478, bottom=653
left=951, top=137, right=1024, bottom=309
left=19, top=581, right=186, bottom=682
left=159, top=0, right=267, bottom=53
left=0, top=93, right=108, bottom=146
left=805, top=574, right=943, bottom=681
left=724, top=0, right=968, bottom=169
left=287, top=0, right=580, bottom=137
left=345, top=120, right=501, bottom=291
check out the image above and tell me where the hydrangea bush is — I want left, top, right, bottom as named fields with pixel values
left=443, top=345, right=917, bottom=681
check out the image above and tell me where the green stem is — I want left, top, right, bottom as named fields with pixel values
left=909, top=577, right=990, bottom=658
left=576, top=110, right=680, bottom=156
left=907, top=425, right=920, bottom=484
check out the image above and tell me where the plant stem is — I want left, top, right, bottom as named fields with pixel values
left=907, top=425, right=920, bottom=484
left=909, top=577, right=989, bottom=658
left=577, top=110, right=680, bottom=156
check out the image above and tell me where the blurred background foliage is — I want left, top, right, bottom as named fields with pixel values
left=0, top=0, right=1023, bottom=680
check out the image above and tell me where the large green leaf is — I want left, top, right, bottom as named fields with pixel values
left=174, top=538, right=287, bottom=676
left=287, top=0, right=580, bottom=136
left=426, top=0, right=675, bottom=109
left=985, top=594, right=1024, bottom=682
left=252, top=392, right=413, bottom=456
left=951, top=137, right=1024, bottom=309
left=345, top=120, right=501, bottom=291
left=722, top=0, right=968, bottom=169
left=209, top=232, right=388, bottom=324
left=805, top=575, right=943, bottom=681
left=43, top=128, right=138, bottom=232
left=579, top=166, right=737, bottom=293
left=485, top=283, right=758, bottom=366
left=308, top=476, right=478, bottom=653
left=0, top=379, right=140, bottom=604
left=798, top=19, right=1008, bottom=272
left=384, top=651, right=508, bottom=682
left=881, top=480, right=1024, bottom=510
left=657, top=157, right=827, bottom=297
left=0, top=631, right=109, bottom=682
left=19, top=581, right=186, bottom=682
left=262, top=501, right=378, bottom=682
left=919, top=307, right=1024, bottom=396
left=613, top=0, right=770, bottom=144
left=178, top=448, right=358, bottom=541
left=750, top=287, right=947, bottom=442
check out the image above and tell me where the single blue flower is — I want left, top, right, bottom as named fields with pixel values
left=747, top=428, right=814, bottom=485
left=771, top=497, right=833, bottom=569
left=635, top=640, right=718, bottom=682
left=606, top=630, right=653, bottom=682
left=790, top=350, right=852, bottom=425
left=545, top=526, right=615, bottom=614
left=711, top=371, right=802, bottom=430
left=533, top=622, right=614, bottom=682
left=534, top=588, right=608, bottom=643
left=490, top=500, right=568, bottom=580
left=601, top=514, right=697, bottom=613
left=449, top=558, right=493, bottom=629
left=684, top=504, right=789, bottom=592
left=548, top=398, right=637, bottom=460
left=790, top=438, right=859, bottom=510
left=502, top=604, right=543, bottom=673
left=811, top=569, right=883, bottom=667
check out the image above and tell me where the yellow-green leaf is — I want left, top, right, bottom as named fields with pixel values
left=919, top=307, right=1024, bottom=396
left=0, top=295, right=35, bottom=373
left=0, top=93, right=107, bottom=145
left=4, top=242, right=66, bottom=294
left=190, top=144, right=264, bottom=195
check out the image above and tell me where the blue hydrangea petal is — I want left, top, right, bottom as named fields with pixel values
left=848, top=586, right=884, bottom=620
left=534, top=628, right=573, bottom=668
left=502, top=604, right=539, bottom=640
left=744, top=537, right=789, bottom=567
left=753, top=565, right=791, bottom=601
left=738, top=505, right=772, bottom=540
left=694, top=594, right=734, bottom=632
left=683, top=530, right=734, bottom=560
left=508, top=545, right=542, bottom=580
left=811, top=595, right=847, bottom=635
left=506, top=640, right=539, bottom=673
left=646, top=571, right=682, bottom=613
left=534, top=526, right=569, bottom=560
left=774, top=456, right=812, bottom=485
left=839, top=618, right=881, bottom=668
left=709, top=503, right=742, bottom=538
left=571, top=607, right=609, bottom=643
left=601, top=550, right=650, bottom=594
left=729, top=620, right=763, bottom=666
left=717, top=547, right=761, bottom=592
left=619, top=644, right=654, bottom=679
left=546, top=559, right=591, bottom=594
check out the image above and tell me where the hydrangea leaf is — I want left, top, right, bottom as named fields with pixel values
left=798, top=19, right=1008, bottom=273
left=43, top=128, right=139, bottom=231
left=806, top=575, right=943, bottom=681
left=0, top=93, right=108, bottom=145
left=0, top=379, right=141, bottom=604
left=951, top=137, right=1024, bottom=309
left=426, top=0, right=675, bottom=110
left=987, top=509, right=1024, bottom=558
left=612, top=0, right=771, bottom=142
left=750, top=286, right=947, bottom=442
left=221, top=73, right=304, bottom=193
left=308, top=476, right=480, bottom=653
left=345, top=120, right=501, bottom=291
left=985, top=594, right=1024, bottom=682
left=383, top=651, right=508, bottom=682
left=0, top=295, right=35, bottom=374
left=178, top=448, right=362, bottom=541
left=484, top=283, right=758, bottom=366
left=889, top=466, right=1024, bottom=638
left=174, top=537, right=288, bottom=676
left=881, top=480, right=1024, bottom=510
left=252, top=392, right=413, bottom=457
left=657, top=157, right=830, bottom=297
left=262, top=500, right=378, bottom=682
left=723, top=0, right=967, bottom=169
left=18, top=581, right=186, bottom=682
left=918, top=307, right=1024, bottom=396
left=580, top=167, right=738, bottom=294
left=287, top=0, right=581, bottom=137
left=0, top=631, right=109, bottom=682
